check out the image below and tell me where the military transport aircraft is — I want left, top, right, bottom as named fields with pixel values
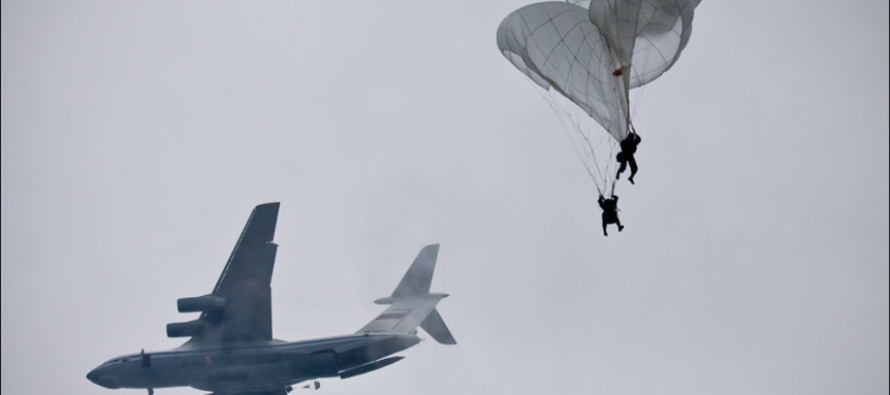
left=86, top=202, right=456, bottom=395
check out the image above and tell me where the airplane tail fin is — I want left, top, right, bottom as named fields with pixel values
left=356, top=244, right=456, bottom=345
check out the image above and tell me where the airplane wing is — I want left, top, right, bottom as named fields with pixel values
left=180, top=202, right=281, bottom=346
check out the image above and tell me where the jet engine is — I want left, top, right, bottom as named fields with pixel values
left=177, top=295, right=226, bottom=313
left=166, top=319, right=205, bottom=338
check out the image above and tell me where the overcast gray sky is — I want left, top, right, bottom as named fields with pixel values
left=2, top=1, right=888, bottom=394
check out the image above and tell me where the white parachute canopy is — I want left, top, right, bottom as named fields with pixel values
left=496, top=0, right=700, bottom=193
left=497, top=0, right=701, bottom=141
left=497, top=1, right=632, bottom=142
left=589, top=0, right=702, bottom=88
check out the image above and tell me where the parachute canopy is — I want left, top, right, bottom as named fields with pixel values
left=497, top=0, right=701, bottom=142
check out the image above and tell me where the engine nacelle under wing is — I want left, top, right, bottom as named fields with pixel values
left=177, top=295, right=226, bottom=313
left=166, top=319, right=205, bottom=338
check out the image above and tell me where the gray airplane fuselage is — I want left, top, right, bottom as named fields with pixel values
left=87, top=333, right=419, bottom=393
left=86, top=204, right=454, bottom=394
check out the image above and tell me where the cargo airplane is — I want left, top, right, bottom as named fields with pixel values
left=86, top=202, right=456, bottom=394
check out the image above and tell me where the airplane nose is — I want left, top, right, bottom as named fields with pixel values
left=86, top=369, right=99, bottom=384
left=86, top=368, right=121, bottom=389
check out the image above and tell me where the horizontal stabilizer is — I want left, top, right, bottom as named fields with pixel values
left=420, top=308, right=457, bottom=345
left=356, top=244, right=455, bottom=343
left=357, top=295, right=446, bottom=335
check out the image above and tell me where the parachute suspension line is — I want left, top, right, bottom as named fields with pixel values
left=529, top=83, right=610, bottom=196
left=569, top=112, right=614, bottom=193
left=545, top=92, right=604, bottom=195
left=560, top=104, right=621, bottom=198
left=568, top=127, right=604, bottom=195
left=519, top=34, right=604, bottom=193
left=607, top=138, right=619, bottom=197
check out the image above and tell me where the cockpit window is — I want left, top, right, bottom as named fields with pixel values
left=103, top=356, right=132, bottom=366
